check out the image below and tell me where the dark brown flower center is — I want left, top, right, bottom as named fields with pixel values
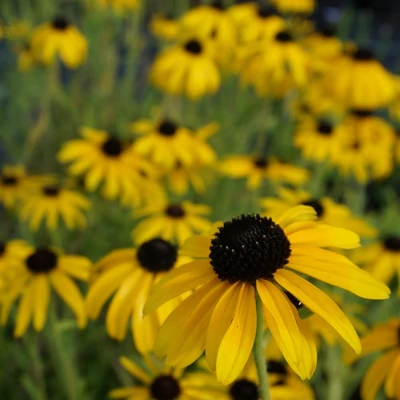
left=102, top=137, right=123, bottom=157
left=52, top=17, right=69, bottom=30
left=184, top=39, right=203, bottom=55
left=351, top=109, right=374, bottom=118
left=43, top=185, right=60, bottom=197
left=301, top=199, right=324, bottom=218
left=275, top=31, right=293, bottom=42
left=0, top=242, right=5, bottom=256
left=1, top=175, right=18, bottom=186
left=158, top=120, right=177, bottom=136
left=210, top=214, right=291, bottom=283
left=26, top=249, right=58, bottom=273
left=136, top=238, right=178, bottom=273
left=267, top=359, right=288, bottom=375
left=211, top=0, right=224, bottom=10
left=254, top=157, right=268, bottom=169
left=165, top=204, right=186, bottom=218
left=258, top=5, right=278, bottom=18
left=317, top=121, right=333, bottom=135
left=353, top=47, right=374, bottom=61
left=150, top=375, right=181, bottom=400
left=383, top=236, right=400, bottom=252
left=230, top=379, right=259, bottom=400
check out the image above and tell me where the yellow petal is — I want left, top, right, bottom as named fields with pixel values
left=33, top=274, right=50, bottom=331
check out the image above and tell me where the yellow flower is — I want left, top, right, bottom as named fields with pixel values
left=86, top=238, right=190, bottom=354
left=133, top=200, right=212, bottom=245
left=150, top=38, right=220, bottom=100
left=294, top=118, right=345, bottom=163
left=220, top=155, right=309, bottom=189
left=19, top=181, right=90, bottom=231
left=240, top=31, right=308, bottom=97
left=323, top=47, right=396, bottom=110
left=131, top=119, right=216, bottom=170
left=145, top=206, right=389, bottom=384
left=17, top=43, right=37, bottom=72
left=261, top=187, right=377, bottom=238
left=352, top=237, right=400, bottom=295
left=109, top=355, right=222, bottom=399
left=345, top=319, right=400, bottom=400
left=272, top=0, right=316, bottom=14
left=1, top=246, right=90, bottom=337
left=97, top=0, right=140, bottom=12
left=150, top=15, right=180, bottom=41
left=0, top=165, right=38, bottom=208
left=58, top=127, right=156, bottom=203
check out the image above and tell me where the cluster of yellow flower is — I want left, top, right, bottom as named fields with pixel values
left=1, top=0, right=400, bottom=399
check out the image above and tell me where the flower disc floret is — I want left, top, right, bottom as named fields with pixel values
left=26, top=249, right=58, bottom=273
left=43, top=185, right=61, bottom=197
left=1, top=175, right=18, bottom=185
left=158, top=120, right=178, bottom=136
left=150, top=375, right=181, bottom=400
left=383, top=236, right=400, bottom=252
left=101, top=137, right=123, bottom=157
left=229, top=379, right=259, bottom=400
left=317, top=121, right=333, bottom=135
left=0, top=242, right=5, bottom=256
left=52, top=17, right=69, bottom=30
left=166, top=205, right=186, bottom=218
left=137, top=239, right=178, bottom=273
left=184, top=39, right=203, bottom=55
left=210, top=214, right=291, bottom=283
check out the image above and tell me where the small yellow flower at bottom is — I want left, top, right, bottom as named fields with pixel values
left=0, top=246, right=91, bottom=337
left=144, top=206, right=389, bottom=385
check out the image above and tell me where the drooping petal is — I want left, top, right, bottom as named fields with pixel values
left=33, top=274, right=50, bottom=331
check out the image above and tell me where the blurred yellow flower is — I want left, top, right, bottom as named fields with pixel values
left=272, top=0, right=316, bottom=14
left=150, top=15, right=180, bottom=41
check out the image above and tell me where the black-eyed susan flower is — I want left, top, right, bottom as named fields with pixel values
left=352, top=236, right=400, bottom=295
left=1, top=246, right=90, bottom=337
left=86, top=239, right=190, bottom=354
left=150, top=15, right=180, bottom=41
left=345, top=319, right=400, bottom=400
left=149, top=38, right=220, bottom=100
left=131, top=119, right=216, bottom=170
left=97, top=0, right=140, bottom=12
left=220, top=155, right=309, bottom=189
left=109, top=355, right=222, bottom=399
left=241, top=31, right=308, bottom=97
left=0, top=165, right=35, bottom=208
left=30, top=17, right=88, bottom=68
left=294, top=118, right=344, bottom=163
left=133, top=200, right=212, bottom=245
left=17, top=43, right=37, bottom=72
left=0, top=240, right=32, bottom=276
left=272, top=0, right=315, bottom=14
left=323, top=47, right=396, bottom=110
left=19, top=181, right=90, bottom=231
left=58, top=127, right=156, bottom=203
left=144, top=206, right=389, bottom=384
left=261, top=188, right=377, bottom=237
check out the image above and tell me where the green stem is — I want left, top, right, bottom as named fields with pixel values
left=326, top=345, right=344, bottom=400
left=47, top=305, right=79, bottom=400
left=253, top=292, right=271, bottom=400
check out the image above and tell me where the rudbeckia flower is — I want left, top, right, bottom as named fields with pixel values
left=294, top=119, right=344, bottom=163
left=345, top=319, right=400, bottom=400
left=109, top=355, right=222, bottom=399
left=30, top=17, right=88, bottom=68
left=131, top=119, right=216, bottom=170
left=1, top=246, right=90, bottom=337
left=150, top=15, right=180, bottom=41
left=86, top=238, right=190, bottom=353
left=323, top=47, right=396, bottom=110
left=352, top=236, right=400, bottom=295
left=97, top=0, right=140, bottom=12
left=58, top=127, right=156, bottom=202
left=145, top=206, right=389, bottom=384
left=241, top=31, right=308, bottom=97
left=0, top=165, right=36, bottom=208
left=19, top=181, right=90, bottom=231
left=17, top=43, right=37, bottom=71
left=261, top=187, right=377, bottom=237
left=150, top=38, right=220, bottom=100
left=133, top=200, right=212, bottom=245
left=272, top=0, right=315, bottom=14
left=220, top=155, right=309, bottom=189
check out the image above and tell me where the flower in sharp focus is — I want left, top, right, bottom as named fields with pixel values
left=132, top=200, right=212, bottom=245
left=0, top=246, right=90, bottom=337
left=97, top=0, right=140, bottom=12
left=345, top=319, right=400, bottom=400
left=323, top=47, right=396, bottom=110
left=30, top=17, right=88, bottom=68
left=149, top=38, right=220, bottom=100
left=19, top=181, right=90, bottom=231
left=272, top=0, right=316, bottom=14
left=220, top=155, right=309, bottom=189
left=85, top=238, right=190, bottom=354
left=58, top=127, right=157, bottom=203
left=109, top=355, right=222, bottom=400
left=144, top=206, right=389, bottom=384
left=352, top=236, right=400, bottom=295
left=131, top=119, right=216, bottom=170
left=261, top=187, right=377, bottom=238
